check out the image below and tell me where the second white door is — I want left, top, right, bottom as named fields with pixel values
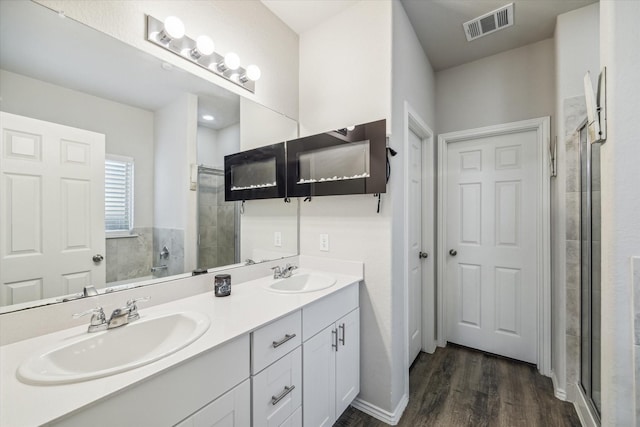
left=0, top=112, right=105, bottom=306
left=445, top=129, right=538, bottom=363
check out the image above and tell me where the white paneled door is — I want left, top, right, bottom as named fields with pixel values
left=0, top=112, right=105, bottom=306
left=445, top=130, right=538, bottom=363
left=408, top=128, right=423, bottom=364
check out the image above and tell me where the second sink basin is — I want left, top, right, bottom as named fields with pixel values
left=267, top=273, right=336, bottom=293
left=17, top=311, right=210, bottom=385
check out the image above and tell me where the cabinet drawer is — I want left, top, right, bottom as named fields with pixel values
left=175, top=379, right=250, bottom=427
left=252, top=347, right=302, bottom=427
left=303, top=283, right=358, bottom=340
left=252, top=310, right=301, bottom=374
left=280, top=406, right=302, bottom=427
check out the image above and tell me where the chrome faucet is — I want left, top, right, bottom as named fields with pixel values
left=271, top=264, right=298, bottom=279
left=73, top=296, right=150, bottom=333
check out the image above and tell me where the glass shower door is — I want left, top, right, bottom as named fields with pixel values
left=197, top=167, right=239, bottom=269
left=579, top=124, right=602, bottom=417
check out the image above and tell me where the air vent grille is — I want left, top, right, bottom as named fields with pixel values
left=463, top=3, right=514, bottom=42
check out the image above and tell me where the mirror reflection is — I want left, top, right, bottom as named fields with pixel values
left=0, top=1, right=298, bottom=312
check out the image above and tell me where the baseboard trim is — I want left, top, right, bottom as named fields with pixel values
left=351, top=393, right=409, bottom=425
left=571, top=383, right=599, bottom=427
left=551, top=370, right=567, bottom=401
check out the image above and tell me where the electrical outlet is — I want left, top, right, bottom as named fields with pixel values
left=319, top=233, right=329, bottom=252
left=274, top=231, right=282, bottom=247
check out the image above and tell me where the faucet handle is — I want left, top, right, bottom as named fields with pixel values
left=73, top=306, right=105, bottom=320
left=271, top=265, right=283, bottom=279
left=126, top=296, right=150, bottom=321
left=73, top=307, right=107, bottom=332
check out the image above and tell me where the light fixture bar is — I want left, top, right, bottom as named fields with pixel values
left=145, top=15, right=257, bottom=93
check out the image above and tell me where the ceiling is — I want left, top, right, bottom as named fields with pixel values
left=261, top=0, right=359, bottom=34
left=262, top=0, right=598, bottom=71
left=0, top=1, right=240, bottom=130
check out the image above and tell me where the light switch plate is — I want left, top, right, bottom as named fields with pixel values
left=274, top=231, right=282, bottom=247
left=319, top=233, right=329, bottom=252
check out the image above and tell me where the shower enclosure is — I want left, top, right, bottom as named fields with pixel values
left=197, top=166, right=239, bottom=269
left=579, top=122, right=602, bottom=417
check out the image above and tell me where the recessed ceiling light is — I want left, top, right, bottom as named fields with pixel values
left=202, top=114, right=214, bottom=121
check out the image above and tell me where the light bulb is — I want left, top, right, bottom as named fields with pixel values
left=202, top=114, right=214, bottom=121
left=163, top=16, right=185, bottom=39
left=196, top=35, right=215, bottom=56
left=224, top=52, right=240, bottom=71
left=245, top=65, right=261, bottom=81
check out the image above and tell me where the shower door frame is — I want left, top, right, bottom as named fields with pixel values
left=578, top=119, right=601, bottom=421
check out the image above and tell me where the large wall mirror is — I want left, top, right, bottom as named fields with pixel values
left=0, top=1, right=299, bottom=313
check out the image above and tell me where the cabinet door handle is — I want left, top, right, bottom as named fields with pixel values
left=339, top=323, right=346, bottom=345
left=332, top=329, right=338, bottom=351
left=272, top=333, right=296, bottom=348
left=271, top=385, right=295, bottom=405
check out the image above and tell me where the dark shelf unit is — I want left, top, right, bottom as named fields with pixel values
left=224, top=142, right=286, bottom=201
left=286, top=119, right=386, bottom=197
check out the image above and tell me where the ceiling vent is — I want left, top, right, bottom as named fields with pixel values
left=463, top=3, right=514, bottom=42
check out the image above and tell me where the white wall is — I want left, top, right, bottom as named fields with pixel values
left=599, top=1, right=640, bottom=424
left=153, top=93, right=198, bottom=270
left=35, top=0, right=299, bottom=120
left=197, top=123, right=240, bottom=169
left=436, top=39, right=555, bottom=134
left=389, top=0, right=436, bottom=414
left=240, top=97, right=298, bottom=150
left=298, top=1, right=391, bottom=136
left=298, top=0, right=397, bottom=417
left=0, top=69, right=155, bottom=228
left=552, top=2, right=600, bottom=400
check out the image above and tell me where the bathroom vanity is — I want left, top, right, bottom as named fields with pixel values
left=0, top=262, right=362, bottom=426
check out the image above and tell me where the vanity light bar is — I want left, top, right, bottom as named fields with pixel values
left=145, top=15, right=259, bottom=93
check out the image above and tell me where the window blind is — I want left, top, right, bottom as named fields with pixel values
left=105, top=156, right=134, bottom=232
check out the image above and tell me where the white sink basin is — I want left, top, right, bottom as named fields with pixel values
left=267, top=273, right=336, bottom=293
left=17, top=311, right=210, bottom=385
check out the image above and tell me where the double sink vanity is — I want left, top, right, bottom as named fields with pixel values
left=0, top=257, right=362, bottom=426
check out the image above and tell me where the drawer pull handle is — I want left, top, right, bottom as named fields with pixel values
left=271, top=385, right=295, bottom=405
left=339, top=323, right=346, bottom=345
left=272, top=333, right=296, bottom=348
left=332, top=329, right=338, bottom=351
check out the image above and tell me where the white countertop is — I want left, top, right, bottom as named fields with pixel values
left=0, top=268, right=362, bottom=426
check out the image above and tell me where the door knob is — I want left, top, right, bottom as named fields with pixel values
left=419, top=252, right=429, bottom=259
left=449, top=249, right=457, bottom=256
left=92, top=254, right=104, bottom=263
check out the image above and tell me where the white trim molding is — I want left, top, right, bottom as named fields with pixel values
left=436, top=117, right=552, bottom=376
left=551, top=370, right=567, bottom=401
left=351, top=394, right=409, bottom=425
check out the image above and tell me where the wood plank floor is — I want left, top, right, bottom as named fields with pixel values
left=335, top=344, right=581, bottom=427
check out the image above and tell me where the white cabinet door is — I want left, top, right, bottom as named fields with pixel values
left=303, top=324, right=336, bottom=427
left=335, top=308, right=360, bottom=418
left=0, top=112, right=106, bottom=306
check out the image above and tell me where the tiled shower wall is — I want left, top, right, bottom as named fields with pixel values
left=197, top=172, right=236, bottom=269
left=105, top=227, right=152, bottom=284
left=152, top=228, right=185, bottom=278
left=105, top=227, right=186, bottom=284
left=564, top=96, right=586, bottom=390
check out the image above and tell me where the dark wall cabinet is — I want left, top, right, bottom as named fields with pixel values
left=224, top=143, right=286, bottom=201
left=287, top=119, right=386, bottom=197
left=224, top=119, right=386, bottom=201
